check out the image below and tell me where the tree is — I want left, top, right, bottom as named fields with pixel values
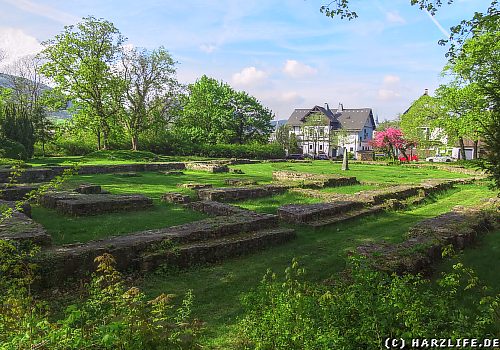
left=177, top=75, right=273, bottom=145
left=40, top=16, right=125, bottom=150
left=120, top=46, right=178, bottom=150
left=371, top=128, right=415, bottom=161
left=435, top=82, right=489, bottom=160
left=0, top=104, right=35, bottom=159
left=274, top=124, right=300, bottom=155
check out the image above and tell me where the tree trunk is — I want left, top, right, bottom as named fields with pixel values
left=458, top=137, right=466, bottom=160
left=131, top=135, right=138, bottom=151
left=97, top=130, right=101, bottom=150
left=473, top=139, right=479, bottom=159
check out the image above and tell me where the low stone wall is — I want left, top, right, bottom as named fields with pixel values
left=141, top=228, right=296, bottom=271
left=197, top=185, right=288, bottom=202
left=225, top=178, right=257, bottom=186
left=357, top=207, right=498, bottom=274
left=37, top=212, right=279, bottom=287
left=161, top=192, right=192, bottom=204
left=40, top=192, right=153, bottom=216
left=0, top=163, right=186, bottom=183
left=178, top=183, right=213, bottom=190
left=0, top=184, right=39, bottom=201
left=186, top=162, right=229, bottom=173
left=74, top=184, right=102, bottom=194
left=187, top=200, right=249, bottom=216
left=278, top=201, right=364, bottom=223
left=272, top=171, right=358, bottom=188
left=0, top=200, right=51, bottom=246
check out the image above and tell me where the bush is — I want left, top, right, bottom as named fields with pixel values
left=52, top=137, right=96, bottom=156
left=0, top=241, right=202, bottom=349
left=0, top=137, right=28, bottom=160
left=238, top=257, right=499, bottom=349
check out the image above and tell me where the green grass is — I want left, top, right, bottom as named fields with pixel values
left=235, top=192, right=322, bottom=214
left=32, top=201, right=207, bottom=245
left=234, top=161, right=474, bottom=184
left=320, top=183, right=380, bottom=194
left=140, top=184, right=497, bottom=348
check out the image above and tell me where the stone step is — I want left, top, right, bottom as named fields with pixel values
left=308, top=205, right=386, bottom=228
left=140, top=228, right=296, bottom=271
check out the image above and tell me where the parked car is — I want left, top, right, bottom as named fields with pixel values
left=286, top=153, right=304, bottom=160
left=315, top=153, right=329, bottom=160
left=398, top=155, right=419, bottom=162
left=425, top=155, right=454, bottom=163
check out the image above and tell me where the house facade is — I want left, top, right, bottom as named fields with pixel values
left=286, top=104, right=376, bottom=158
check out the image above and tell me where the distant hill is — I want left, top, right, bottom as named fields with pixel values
left=0, top=72, right=72, bottom=119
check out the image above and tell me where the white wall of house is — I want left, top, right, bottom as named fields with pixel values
left=452, top=147, right=475, bottom=160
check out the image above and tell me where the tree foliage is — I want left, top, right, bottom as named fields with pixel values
left=120, top=46, right=179, bottom=150
left=176, top=75, right=273, bottom=145
left=40, top=16, right=125, bottom=150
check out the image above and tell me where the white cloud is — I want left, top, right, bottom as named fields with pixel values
left=378, top=89, right=401, bottom=101
left=2, top=0, right=79, bottom=25
left=278, top=91, right=305, bottom=105
left=0, top=27, right=42, bottom=68
left=232, top=66, right=268, bottom=87
left=383, top=75, right=400, bottom=85
left=282, top=59, right=317, bottom=78
left=200, top=43, right=217, bottom=53
left=385, top=11, right=406, bottom=24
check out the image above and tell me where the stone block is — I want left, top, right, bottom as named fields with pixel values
left=161, top=192, right=192, bottom=204
left=186, top=162, right=229, bottom=173
left=0, top=184, right=38, bottom=201
left=179, top=183, right=213, bottom=190
left=224, top=178, right=257, bottom=186
left=187, top=200, right=249, bottom=216
left=277, top=201, right=364, bottom=223
left=197, top=185, right=287, bottom=202
left=74, top=184, right=102, bottom=194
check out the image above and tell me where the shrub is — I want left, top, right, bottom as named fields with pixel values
left=0, top=241, right=202, bottom=349
left=0, top=137, right=28, bottom=160
left=238, top=257, right=499, bottom=349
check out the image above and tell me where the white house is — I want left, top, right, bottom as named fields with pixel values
left=286, top=104, right=376, bottom=158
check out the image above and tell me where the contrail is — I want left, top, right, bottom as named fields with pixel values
left=424, top=10, right=450, bottom=38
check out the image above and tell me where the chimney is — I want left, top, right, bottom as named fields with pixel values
left=338, top=102, right=343, bottom=111
left=324, top=103, right=329, bottom=110
left=424, top=88, right=429, bottom=95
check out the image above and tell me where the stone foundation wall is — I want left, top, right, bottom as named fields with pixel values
left=186, top=162, right=229, bottom=173
left=0, top=163, right=186, bottom=183
left=197, top=185, right=288, bottom=202
left=0, top=200, right=51, bottom=246
left=278, top=201, right=364, bottom=223
left=40, top=192, right=153, bottom=216
left=187, top=200, right=249, bottom=216
left=0, top=184, right=39, bottom=201
left=272, top=171, right=358, bottom=188
left=357, top=207, right=498, bottom=274
left=37, top=212, right=279, bottom=287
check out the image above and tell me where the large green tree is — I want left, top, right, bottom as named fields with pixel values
left=120, top=46, right=179, bottom=150
left=40, top=16, right=125, bottom=150
left=177, top=75, right=273, bottom=145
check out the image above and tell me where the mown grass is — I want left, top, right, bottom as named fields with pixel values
left=234, top=161, right=474, bottom=184
left=235, top=191, right=322, bottom=214
left=140, top=184, right=497, bottom=348
left=32, top=201, right=207, bottom=245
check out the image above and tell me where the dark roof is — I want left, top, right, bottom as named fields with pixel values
left=287, top=105, right=375, bottom=131
left=335, top=108, right=374, bottom=130
left=270, top=119, right=288, bottom=128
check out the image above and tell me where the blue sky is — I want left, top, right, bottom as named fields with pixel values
left=0, top=0, right=491, bottom=121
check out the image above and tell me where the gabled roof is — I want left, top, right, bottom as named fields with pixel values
left=287, top=105, right=375, bottom=131
left=334, top=108, right=375, bottom=130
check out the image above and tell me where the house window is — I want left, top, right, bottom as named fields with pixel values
left=319, top=144, right=323, bottom=151
left=309, top=144, right=313, bottom=150
left=350, top=147, right=354, bottom=152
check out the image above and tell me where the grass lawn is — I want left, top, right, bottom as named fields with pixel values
left=140, top=183, right=497, bottom=348
left=234, top=161, right=475, bottom=184
left=235, top=191, right=322, bottom=214
left=32, top=201, right=207, bottom=245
